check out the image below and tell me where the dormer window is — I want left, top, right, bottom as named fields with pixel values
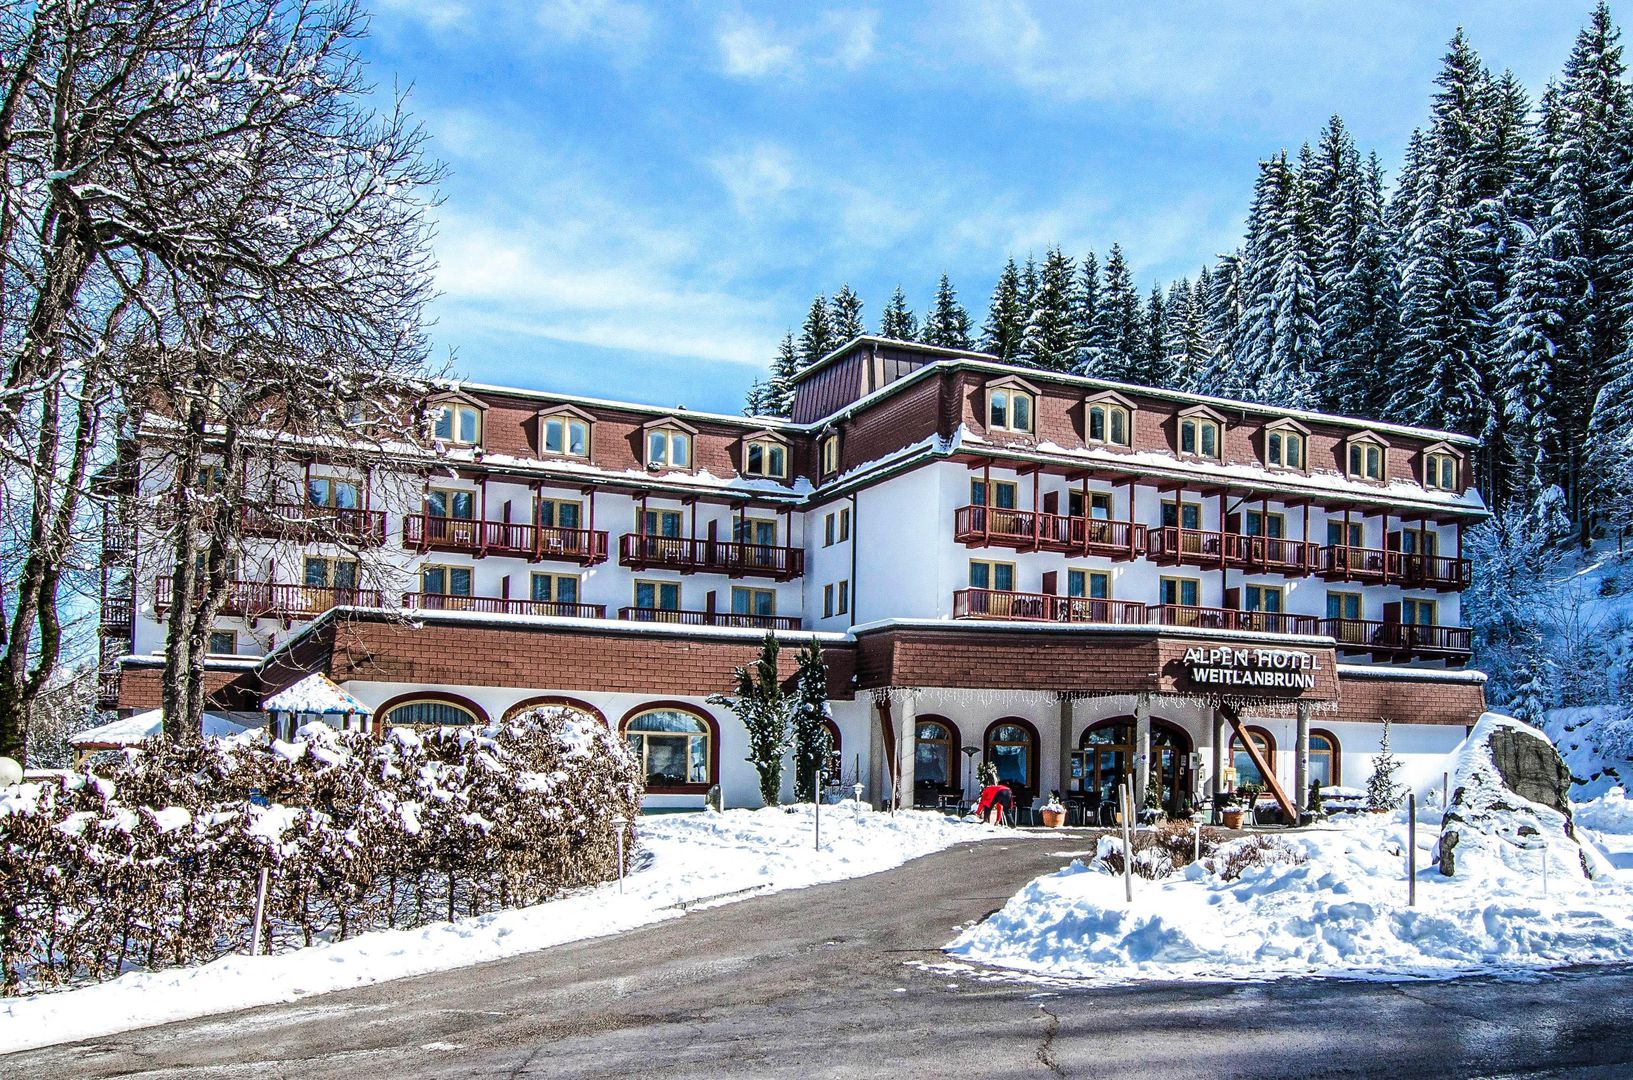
left=1178, top=407, right=1224, bottom=461
left=1346, top=432, right=1388, bottom=481
left=820, top=432, right=840, bottom=477
left=742, top=431, right=789, bottom=479
left=433, top=401, right=482, bottom=446
left=1085, top=392, right=1134, bottom=447
left=643, top=419, right=696, bottom=471
left=1424, top=445, right=1461, bottom=491
left=1264, top=418, right=1310, bottom=472
left=538, top=405, right=592, bottom=459
left=986, top=377, right=1038, bottom=435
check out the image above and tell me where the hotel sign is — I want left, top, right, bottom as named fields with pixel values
left=1180, top=647, right=1317, bottom=692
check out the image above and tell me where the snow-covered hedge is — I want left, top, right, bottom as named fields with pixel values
left=0, top=707, right=641, bottom=994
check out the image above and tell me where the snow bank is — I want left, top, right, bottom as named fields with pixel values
left=0, top=804, right=999, bottom=1053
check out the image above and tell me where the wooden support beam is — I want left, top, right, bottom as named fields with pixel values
left=1220, top=703, right=1297, bottom=823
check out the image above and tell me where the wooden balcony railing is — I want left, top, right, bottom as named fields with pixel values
left=953, top=506, right=1145, bottom=559
left=96, top=670, right=122, bottom=710
left=101, top=597, right=134, bottom=635
left=403, top=592, right=606, bottom=619
left=1407, top=554, right=1473, bottom=590
left=1148, top=527, right=1317, bottom=574
left=618, top=534, right=804, bottom=580
left=952, top=588, right=1148, bottom=624
left=241, top=503, right=388, bottom=545
left=616, top=606, right=801, bottom=630
left=155, top=577, right=385, bottom=619
left=402, top=514, right=610, bottom=564
left=101, top=520, right=135, bottom=565
left=1146, top=604, right=1319, bottom=636
left=1320, top=618, right=1473, bottom=659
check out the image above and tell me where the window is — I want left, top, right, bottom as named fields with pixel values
left=1326, top=591, right=1362, bottom=620
left=1180, top=416, right=1221, bottom=459
left=646, top=427, right=692, bottom=470
left=624, top=708, right=712, bottom=789
left=968, top=560, right=1016, bottom=592
left=385, top=698, right=479, bottom=728
left=433, top=402, right=481, bottom=446
left=1327, top=520, right=1364, bottom=548
left=744, top=437, right=788, bottom=479
left=531, top=572, right=580, bottom=605
left=1400, top=529, right=1439, bottom=556
left=1161, top=502, right=1202, bottom=530
left=427, top=488, right=475, bottom=520
left=634, top=579, right=681, bottom=611
left=307, top=477, right=360, bottom=509
left=195, top=464, right=227, bottom=492
left=837, top=507, right=850, bottom=541
left=988, top=387, right=1035, bottom=433
left=820, top=433, right=840, bottom=476
left=825, top=510, right=850, bottom=546
left=1230, top=728, right=1276, bottom=789
left=1068, top=490, right=1113, bottom=519
left=985, top=721, right=1035, bottom=789
left=1159, top=577, right=1200, bottom=607
left=639, top=508, right=684, bottom=537
left=208, top=629, right=237, bottom=655
left=970, top=479, right=1018, bottom=509
left=421, top=565, right=472, bottom=596
left=303, top=556, right=358, bottom=589
left=1244, top=510, right=1285, bottom=538
left=1244, top=584, right=1283, bottom=613
left=537, top=498, right=582, bottom=529
left=1267, top=430, right=1305, bottom=470
left=823, top=581, right=850, bottom=618
left=1310, top=730, right=1341, bottom=787
left=915, top=719, right=958, bottom=787
left=541, top=414, right=590, bottom=458
left=1067, top=569, right=1110, bottom=599
left=825, top=513, right=836, bottom=547
left=1403, top=598, right=1437, bottom=626
left=1348, top=440, right=1385, bottom=480
left=734, top=517, right=777, bottom=547
left=731, top=587, right=776, bottom=617
left=1088, top=402, right=1131, bottom=446
left=1426, top=451, right=1459, bottom=491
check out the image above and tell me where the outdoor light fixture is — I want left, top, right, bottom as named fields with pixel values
left=961, top=745, right=981, bottom=801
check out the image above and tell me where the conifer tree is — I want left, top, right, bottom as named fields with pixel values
left=879, top=286, right=919, bottom=341
left=829, top=285, right=866, bottom=342
left=1074, top=250, right=1103, bottom=373
left=924, top=274, right=973, bottom=349
left=743, top=378, right=769, bottom=416
left=790, top=640, right=832, bottom=803
left=982, top=258, right=1028, bottom=361
left=1093, top=244, right=1146, bottom=381
left=1019, top=246, right=1080, bottom=371
left=1163, top=278, right=1209, bottom=391
left=765, top=332, right=801, bottom=418
left=1365, top=719, right=1405, bottom=812
left=1143, top=284, right=1170, bottom=385
left=798, top=295, right=834, bottom=368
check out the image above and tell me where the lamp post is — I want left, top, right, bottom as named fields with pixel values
left=961, top=746, right=981, bottom=807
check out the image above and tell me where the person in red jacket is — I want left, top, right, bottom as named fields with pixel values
left=975, top=782, right=1014, bottom=825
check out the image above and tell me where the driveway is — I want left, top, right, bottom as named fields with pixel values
left=10, top=833, right=1633, bottom=1079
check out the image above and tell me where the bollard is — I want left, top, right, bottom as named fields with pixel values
left=1193, top=820, right=1201, bottom=864
left=1541, top=836, right=1549, bottom=898
left=1407, top=793, right=1416, bottom=908
left=814, top=771, right=823, bottom=851
left=249, top=866, right=270, bottom=956
left=612, top=816, right=629, bottom=894
left=1120, top=780, right=1134, bottom=905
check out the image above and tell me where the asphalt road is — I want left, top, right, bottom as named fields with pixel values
left=10, top=833, right=1633, bottom=1079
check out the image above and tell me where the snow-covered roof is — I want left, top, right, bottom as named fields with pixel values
left=263, top=673, right=372, bottom=716
left=71, top=709, right=256, bottom=748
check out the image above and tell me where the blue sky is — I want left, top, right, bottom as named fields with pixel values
left=363, top=1, right=1601, bottom=415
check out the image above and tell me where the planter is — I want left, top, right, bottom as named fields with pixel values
left=1040, top=808, right=1066, bottom=828
left=1221, top=808, right=1245, bottom=829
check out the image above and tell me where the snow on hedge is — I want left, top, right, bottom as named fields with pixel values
left=0, top=803, right=1001, bottom=1053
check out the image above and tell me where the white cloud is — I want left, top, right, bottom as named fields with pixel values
left=708, top=143, right=797, bottom=212
left=717, top=17, right=798, bottom=78
left=534, top=0, right=654, bottom=56
left=715, top=9, right=879, bottom=80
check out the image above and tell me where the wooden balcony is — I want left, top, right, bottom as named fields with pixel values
left=155, top=577, right=385, bottom=620
left=96, top=670, right=122, bottom=710
left=617, top=606, right=801, bottom=630
left=241, top=503, right=388, bottom=546
left=1321, top=618, right=1473, bottom=661
left=1146, top=604, right=1319, bottom=636
left=1147, top=527, right=1318, bottom=575
left=403, top=592, right=606, bottom=619
left=101, top=596, right=134, bottom=636
left=101, top=520, right=135, bottom=565
left=618, top=534, right=804, bottom=580
left=403, top=515, right=610, bottom=565
left=953, top=506, right=1145, bottom=559
left=1316, top=546, right=1470, bottom=590
left=952, top=588, right=1148, bottom=624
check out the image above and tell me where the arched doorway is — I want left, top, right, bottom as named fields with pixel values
left=1077, top=717, right=1194, bottom=816
left=984, top=718, right=1039, bottom=803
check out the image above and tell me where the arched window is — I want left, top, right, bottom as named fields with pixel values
left=915, top=717, right=958, bottom=788
left=383, top=697, right=482, bottom=729
left=823, top=720, right=844, bottom=780
left=985, top=719, right=1037, bottom=793
left=1310, top=729, right=1341, bottom=787
left=1088, top=402, right=1131, bottom=446
left=623, top=706, right=715, bottom=791
left=1230, top=726, right=1277, bottom=788
left=1180, top=416, right=1221, bottom=459
left=500, top=695, right=605, bottom=726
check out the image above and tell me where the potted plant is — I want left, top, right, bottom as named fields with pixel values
left=1236, top=783, right=1263, bottom=826
left=1040, top=794, right=1067, bottom=828
left=1219, top=791, right=1245, bottom=830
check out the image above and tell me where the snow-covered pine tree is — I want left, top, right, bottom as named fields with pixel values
left=1074, top=250, right=1103, bottom=373
left=790, top=639, right=832, bottom=803
left=1163, top=277, right=1208, bottom=392
left=1365, top=719, right=1405, bottom=811
left=1019, top=246, right=1079, bottom=371
left=764, top=333, right=801, bottom=418
left=798, top=295, right=834, bottom=368
left=924, top=274, right=973, bottom=349
left=743, top=378, right=768, bottom=416
left=982, top=258, right=1028, bottom=361
left=830, top=284, right=866, bottom=342
left=1231, top=152, right=1319, bottom=405
left=708, top=634, right=791, bottom=807
left=1267, top=160, right=1323, bottom=409
left=1198, top=254, right=1243, bottom=394
left=1142, top=284, right=1171, bottom=386
left=1094, top=244, right=1146, bottom=382
left=1500, top=229, right=1575, bottom=509
left=1322, top=151, right=1400, bottom=417
left=879, top=286, right=919, bottom=341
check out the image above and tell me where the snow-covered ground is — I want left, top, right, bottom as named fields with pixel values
left=947, top=793, right=1633, bottom=985
left=0, top=803, right=1001, bottom=1055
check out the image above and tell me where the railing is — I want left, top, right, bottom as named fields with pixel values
left=403, top=592, right=606, bottom=619
left=403, top=514, right=610, bottom=564
left=618, top=534, right=804, bottom=580
left=1316, top=546, right=1471, bottom=590
left=101, top=520, right=135, bottom=564
left=403, top=513, right=481, bottom=552
left=155, top=576, right=385, bottom=619
left=952, top=588, right=1148, bottom=624
left=952, top=506, right=1145, bottom=558
left=101, top=597, right=134, bottom=635
left=617, top=606, right=801, bottom=630
left=1398, top=553, right=1473, bottom=590
left=96, top=670, right=122, bottom=710
left=1146, top=604, right=1319, bottom=636
left=1149, top=527, right=1317, bottom=573
left=241, top=503, right=387, bottom=545
left=1320, top=618, right=1473, bottom=657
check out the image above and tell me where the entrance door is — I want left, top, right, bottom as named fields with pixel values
left=1078, top=719, right=1195, bottom=817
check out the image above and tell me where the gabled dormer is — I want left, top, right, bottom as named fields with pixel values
left=1421, top=440, right=1464, bottom=492
left=740, top=428, right=791, bottom=481
left=427, top=389, right=486, bottom=450
left=1263, top=417, right=1310, bottom=474
left=641, top=416, right=698, bottom=473
left=983, top=374, right=1038, bottom=438
left=1176, top=403, right=1226, bottom=461
left=535, top=403, right=594, bottom=461
left=1084, top=390, right=1136, bottom=448
left=1344, top=429, right=1390, bottom=483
